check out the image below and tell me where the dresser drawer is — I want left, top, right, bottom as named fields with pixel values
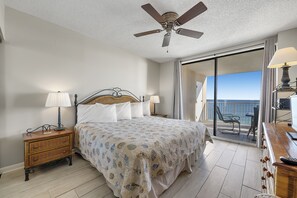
left=261, top=137, right=275, bottom=194
left=30, top=135, right=70, bottom=154
left=30, top=146, right=71, bottom=166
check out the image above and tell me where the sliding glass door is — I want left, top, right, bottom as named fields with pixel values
left=183, top=49, right=263, bottom=144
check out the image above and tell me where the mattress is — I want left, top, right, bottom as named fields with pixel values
left=75, top=116, right=212, bottom=198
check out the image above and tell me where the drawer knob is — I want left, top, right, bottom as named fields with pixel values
left=263, top=167, right=267, bottom=172
left=33, top=146, right=39, bottom=149
left=261, top=176, right=266, bottom=180
left=266, top=171, right=274, bottom=178
left=264, top=156, right=270, bottom=161
left=262, top=185, right=267, bottom=189
left=261, top=145, right=267, bottom=149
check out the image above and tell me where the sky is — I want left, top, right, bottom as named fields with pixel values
left=207, top=71, right=262, bottom=100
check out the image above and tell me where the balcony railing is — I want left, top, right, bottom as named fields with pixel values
left=205, top=100, right=260, bottom=125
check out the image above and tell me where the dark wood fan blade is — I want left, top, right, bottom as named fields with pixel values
left=134, top=29, right=162, bottom=37
left=141, top=3, right=164, bottom=24
left=176, top=28, right=203, bottom=39
left=162, top=33, right=171, bottom=47
left=176, top=2, right=207, bottom=26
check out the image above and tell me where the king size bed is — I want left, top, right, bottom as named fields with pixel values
left=74, top=88, right=212, bottom=198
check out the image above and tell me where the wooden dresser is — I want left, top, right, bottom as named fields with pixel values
left=262, top=123, right=297, bottom=198
left=23, top=129, right=73, bottom=181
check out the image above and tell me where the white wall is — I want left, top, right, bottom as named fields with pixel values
left=0, top=0, right=4, bottom=39
left=159, top=61, right=174, bottom=118
left=0, top=8, right=160, bottom=168
left=278, top=28, right=297, bottom=83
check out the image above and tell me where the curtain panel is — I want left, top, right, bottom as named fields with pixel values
left=257, top=36, right=277, bottom=147
left=173, top=59, right=184, bottom=120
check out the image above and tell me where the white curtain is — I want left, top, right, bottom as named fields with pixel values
left=173, top=59, right=184, bottom=119
left=257, top=36, right=277, bottom=147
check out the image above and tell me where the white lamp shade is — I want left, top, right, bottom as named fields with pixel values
left=268, top=47, right=297, bottom=68
left=45, top=92, right=71, bottom=107
left=150, top=95, right=160, bottom=104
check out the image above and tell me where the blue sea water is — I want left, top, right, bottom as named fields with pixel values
left=207, top=99, right=260, bottom=125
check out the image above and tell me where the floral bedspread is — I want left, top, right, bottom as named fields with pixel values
left=75, top=117, right=212, bottom=198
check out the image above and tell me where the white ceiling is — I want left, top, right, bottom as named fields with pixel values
left=185, top=49, right=264, bottom=76
left=5, top=0, right=297, bottom=63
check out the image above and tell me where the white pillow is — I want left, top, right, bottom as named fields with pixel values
left=142, top=100, right=151, bottom=116
left=131, top=102, right=143, bottom=118
left=77, top=103, right=117, bottom=124
left=116, top=102, right=132, bottom=120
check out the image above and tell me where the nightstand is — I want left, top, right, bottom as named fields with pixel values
left=151, top=114, right=167, bottom=118
left=23, top=129, right=74, bottom=181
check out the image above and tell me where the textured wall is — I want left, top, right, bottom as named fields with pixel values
left=159, top=61, right=174, bottom=118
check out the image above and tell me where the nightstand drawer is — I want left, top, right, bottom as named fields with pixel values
left=30, top=146, right=71, bottom=166
left=30, top=135, right=70, bottom=154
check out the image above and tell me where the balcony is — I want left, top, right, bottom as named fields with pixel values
left=200, top=100, right=260, bottom=144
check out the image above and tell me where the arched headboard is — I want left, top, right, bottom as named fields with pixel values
left=74, top=87, right=144, bottom=123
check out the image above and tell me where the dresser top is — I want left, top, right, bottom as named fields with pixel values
left=263, top=123, right=297, bottom=171
left=23, top=129, right=73, bottom=141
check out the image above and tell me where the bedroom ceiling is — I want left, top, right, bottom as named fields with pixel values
left=5, top=0, right=297, bottom=63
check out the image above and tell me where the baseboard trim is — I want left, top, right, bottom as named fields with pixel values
left=0, top=162, right=24, bottom=174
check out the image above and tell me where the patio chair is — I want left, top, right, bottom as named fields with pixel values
left=216, top=106, right=241, bottom=134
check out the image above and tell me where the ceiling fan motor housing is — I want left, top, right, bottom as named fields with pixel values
left=162, top=12, right=179, bottom=32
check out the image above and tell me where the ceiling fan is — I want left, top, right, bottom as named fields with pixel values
left=134, top=2, right=207, bottom=47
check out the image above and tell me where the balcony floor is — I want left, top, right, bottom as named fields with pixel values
left=202, top=121, right=257, bottom=145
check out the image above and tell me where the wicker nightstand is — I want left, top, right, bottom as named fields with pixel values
left=23, top=129, right=73, bottom=181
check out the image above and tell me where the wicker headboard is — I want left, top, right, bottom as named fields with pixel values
left=74, top=87, right=143, bottom=124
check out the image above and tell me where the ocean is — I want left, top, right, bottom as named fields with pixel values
left=206, top=99, right=260, bottom=125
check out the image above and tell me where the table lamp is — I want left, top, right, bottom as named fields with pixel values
left=150, top=95, right=160, bottom=115
left=45, top=91, right=71, bottom=131
left=268, top=47, right=297, bottom=89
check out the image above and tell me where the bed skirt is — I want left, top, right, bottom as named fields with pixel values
left=104, top=146, right=205, bottom=198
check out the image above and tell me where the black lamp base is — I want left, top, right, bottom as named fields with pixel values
left=54, top=127, right=65, bottom=131
left=55, top=107, right=65, bottom=131
left=281, top=65, right=291, bottom=89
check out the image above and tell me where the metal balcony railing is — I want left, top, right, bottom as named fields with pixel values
left=205, top=100, right=260, bottom=125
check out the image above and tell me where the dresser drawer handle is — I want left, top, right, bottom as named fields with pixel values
left=264, top=156, right=270, bottom=161
left=262, top=185, right=267, bottom=189
left=32, top=157, right=39, bottom=162
left=33, top=146, right=39, bottom=149
left=260, top=157, right=270, bottom=163
left=266, top=171, right=274, bottom=178
left=261, top=145, right=267, bottom=149
left=263, top=167, right=267, bottom=172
